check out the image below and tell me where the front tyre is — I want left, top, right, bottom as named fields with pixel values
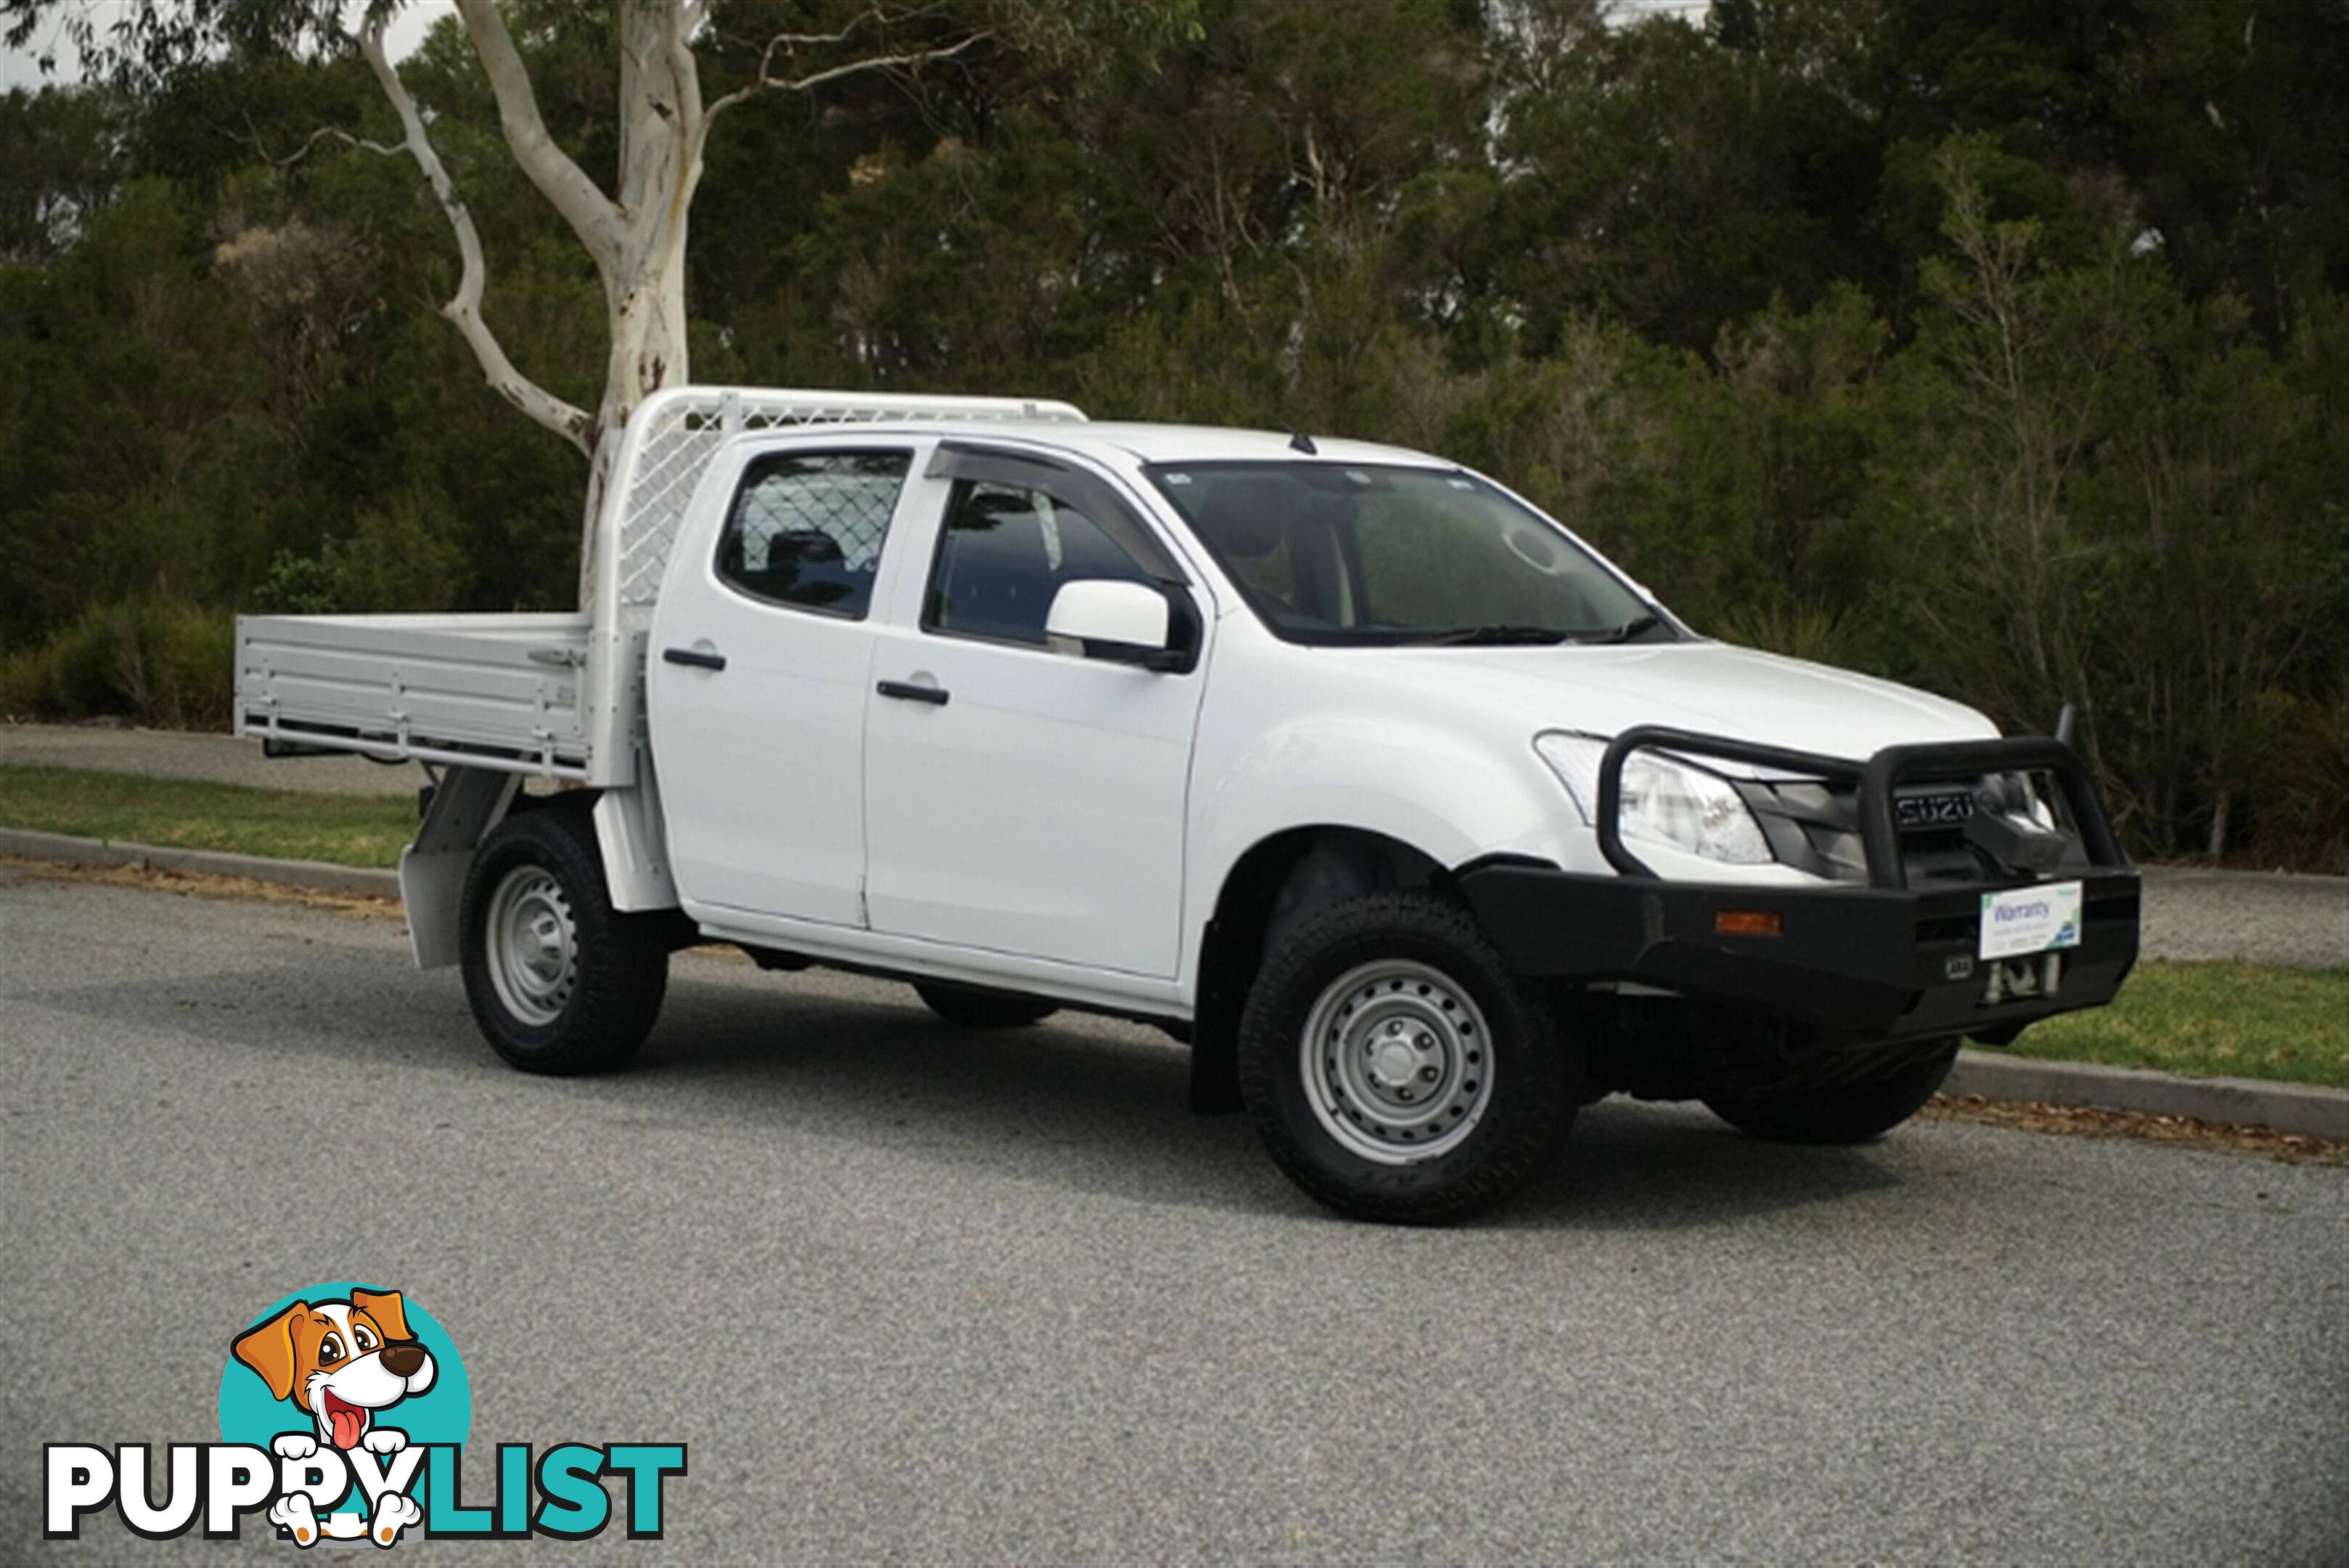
left=1702, top=1043, right=1958, bottom=1145
left=460, top=802, right=669, bottom=1075
left=1237, top=892, right=1578, bottom=1225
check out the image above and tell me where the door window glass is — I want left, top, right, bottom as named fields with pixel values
left=716, top=450, right=912, bottom=618
left=925, top=479, right=1156, bottom=647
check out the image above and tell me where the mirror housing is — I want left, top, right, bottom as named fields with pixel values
left=1046, top=579, right=1195, bottom=672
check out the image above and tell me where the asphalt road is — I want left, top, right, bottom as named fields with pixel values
left=3, top=867, right=2345, bottom=1563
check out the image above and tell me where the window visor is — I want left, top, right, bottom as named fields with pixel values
left=926, top=441, right=1189, bottom=587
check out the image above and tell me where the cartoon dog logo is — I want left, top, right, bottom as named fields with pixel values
left=234, top=1288, right=437, bottom=1454
left=232, top=1289, right=435, bottom=1547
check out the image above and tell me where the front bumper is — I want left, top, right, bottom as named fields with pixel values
left=1461, top=727, right=2142, bottom=1043
left=1459, top=862, right=2140, bottom=1041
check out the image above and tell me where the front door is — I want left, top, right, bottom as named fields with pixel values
left=647, top=441, right=917, bottom=927
left=863, top=455, right=1207, bottom=977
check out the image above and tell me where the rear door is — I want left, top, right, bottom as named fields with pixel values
left=862, top=446, right=1209, bottom=977
left=647, top=438, right=918, bottom=927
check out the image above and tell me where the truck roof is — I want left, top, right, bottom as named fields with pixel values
left=923, top=420, right=1453, bottom=471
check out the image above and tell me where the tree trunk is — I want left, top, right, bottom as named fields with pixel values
left=606, top=0, right=703, bottom=420
left=574, top=0, right=708, bottom=605
left=579, top=260, right=694, bottom=603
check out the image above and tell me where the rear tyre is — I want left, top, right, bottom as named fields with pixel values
left=915, top=981, right=1058, bottom=1029
left=1702, top=1044, right=1958, bottom=1145
left=1237, top=891, right=1579, bottom=1225
left=460, top=801, right=669, bottom=1074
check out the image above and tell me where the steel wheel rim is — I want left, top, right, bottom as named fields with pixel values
left=486, top=865, right=577, bottom=1027
left=1300, top=958, right=1495, bottom=1164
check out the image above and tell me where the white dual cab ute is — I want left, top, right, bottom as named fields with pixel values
left=237, top=386, right=2140, bottom=1222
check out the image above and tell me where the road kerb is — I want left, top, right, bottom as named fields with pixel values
left=1947, top=1050, right=2349, bottom=1142
left=0, top=826, right=399, bottom=898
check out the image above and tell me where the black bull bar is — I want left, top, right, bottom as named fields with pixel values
left=1459, top=727, right=2141, bottom=1042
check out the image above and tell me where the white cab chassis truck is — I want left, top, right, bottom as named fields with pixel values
left=237, top=387, right=2140, bottom=1222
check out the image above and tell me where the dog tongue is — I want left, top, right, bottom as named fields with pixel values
left=328, top=1405, right=364, bottom=1449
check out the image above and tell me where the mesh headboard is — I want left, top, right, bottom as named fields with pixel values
left=607, top=386, right=1088, bottom=611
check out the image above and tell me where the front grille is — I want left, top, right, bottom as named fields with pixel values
left=1737, top=778, right=2027, bottom=886
left=1895, top=825, right=1993, bottom=886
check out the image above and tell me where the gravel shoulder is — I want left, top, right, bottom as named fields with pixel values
left=0, top=721, right=422, bottom=797
left=2138, top=865, right=2349, bottom=970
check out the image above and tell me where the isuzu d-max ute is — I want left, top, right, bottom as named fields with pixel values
left=237, top=388, right=2139, bottom=1221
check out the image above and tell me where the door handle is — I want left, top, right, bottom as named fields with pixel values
left=875, top=679, right=949, bottom=706
left=663, top=647, right=727, bottom=671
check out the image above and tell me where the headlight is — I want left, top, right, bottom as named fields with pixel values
left=1534, top=731, right=1775, bottom=865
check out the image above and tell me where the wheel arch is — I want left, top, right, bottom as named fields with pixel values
left=402, top=777, right=657, bottom=971
left=457, top=792, right=673, bottom=1074
left=1186, top=824, right=1453, bottom=1113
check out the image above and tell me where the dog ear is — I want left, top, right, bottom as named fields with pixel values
left=351, top=1288, right=412, bottom=1343
left=232, top=1302, right=307, bottom=1402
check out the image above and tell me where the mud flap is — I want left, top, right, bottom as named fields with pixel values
left=398, top=767, right=519, bottom=969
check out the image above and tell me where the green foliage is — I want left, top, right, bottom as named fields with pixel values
left=0, top=0, right=2342, bottom=865
left=255, top=489, right=471, bottom=615
left=1494, top=4, right=1889, bottom=352
left=0, top=83, right=122, bottom=264
left=0, top=595, right=235, bottom=727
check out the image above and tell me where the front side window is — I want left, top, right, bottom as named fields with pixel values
left=1145, top=462, right=1670, bottom=646
left=716, top=450, right=912, bottom=619
left=925, top=478, right=1156, bottom=647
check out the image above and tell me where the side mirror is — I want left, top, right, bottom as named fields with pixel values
left=1046, top=579, right=1194, bottom=672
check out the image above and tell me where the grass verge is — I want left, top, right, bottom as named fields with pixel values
left=0, top=764, right=414, bottom=867
left=2009, top=960, right=2349, bottom=1090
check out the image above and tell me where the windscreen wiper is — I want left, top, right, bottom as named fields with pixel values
left=1423, top=624, right=1574, bottom=646
left=1575, top=612, right=1664, bottom=645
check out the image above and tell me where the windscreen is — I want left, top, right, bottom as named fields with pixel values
left=1143, top=462, right=1670, bottom=646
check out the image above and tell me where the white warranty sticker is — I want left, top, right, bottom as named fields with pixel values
left=1979, top=880, right=2084, bottom=960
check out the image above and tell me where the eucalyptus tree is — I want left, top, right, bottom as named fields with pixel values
left=2, top=0, right=1191, bottom=598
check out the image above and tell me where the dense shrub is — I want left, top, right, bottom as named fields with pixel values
left=0, top=597, right=234, bottom=729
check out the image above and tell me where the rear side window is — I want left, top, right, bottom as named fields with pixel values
left=716, top=450, right=912, bottom=619
left=924, top=478, right=1157, bottom=647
